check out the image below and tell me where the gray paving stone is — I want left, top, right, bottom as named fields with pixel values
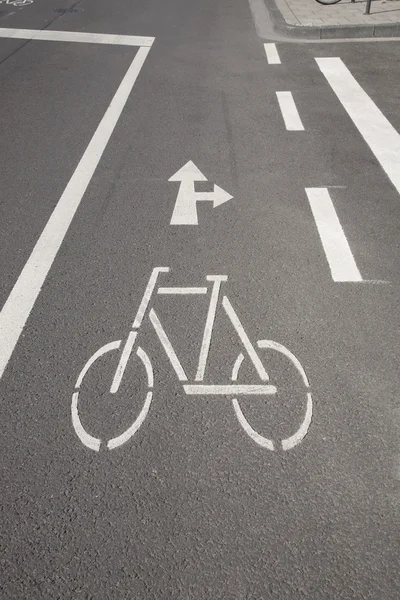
left=274, top=0, right=400, bottom=27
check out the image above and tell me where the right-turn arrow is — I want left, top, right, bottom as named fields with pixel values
left=169, top=160, right=233, bottom=225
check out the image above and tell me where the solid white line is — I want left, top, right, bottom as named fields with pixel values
left=0, top=28, right=154, bottom=46
left=264, top=43, right=281, bottom=64
left=316, top=57, right=400, bottom=196
left=157, top=287, right=207, bottom=295
left=0, top=47, right=151, bottom=381
left=276, top=92, right=305, bottom=131
left=306, top=187, right=362, bottom=282
left=184, top=384, right=277, bottom=395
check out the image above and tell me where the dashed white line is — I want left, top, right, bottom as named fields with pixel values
left=276, top=91, right=305, bottom=131
left=0, top=46, right=152, bottom=381
left=264, top=43, right=281, bottom=64
left=316, top=57, right=400, bottom=197
left=306, top=187, right=362, bottom=282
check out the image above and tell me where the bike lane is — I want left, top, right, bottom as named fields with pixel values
left=274, top=40, right=400, bottom=284
left=1, top=1, right=400, bottom=598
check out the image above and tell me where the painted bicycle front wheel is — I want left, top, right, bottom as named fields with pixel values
left=231, top=340, right=312, bottom=451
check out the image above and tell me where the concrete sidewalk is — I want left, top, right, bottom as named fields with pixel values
left=268, top=0, right=400, bottom=37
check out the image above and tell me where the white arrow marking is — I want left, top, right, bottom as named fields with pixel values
left=169, top=160, right=233, bottom=225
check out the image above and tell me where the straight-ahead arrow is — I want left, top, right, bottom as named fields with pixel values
left=169, top=161, right=233, bottom=225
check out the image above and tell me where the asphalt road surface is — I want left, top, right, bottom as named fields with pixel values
left=1, top=0, right=400, bottom=598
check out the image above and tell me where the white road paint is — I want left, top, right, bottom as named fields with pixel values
left=72, top=343, right=153, bottom=452
left=232, top=340, right=312, bottom=451
left=110, top=331, right=137, bottom=394
left=281, top=393, right=313, bottom=451
left=0, top=0, right=33, bottom=6
left=195, top=276, right=225, bottom=381
left=235, top=393, right=312, bottom=452
left=276, top=92, right=305, bottom=131
left=72, top=392, right=101, bottom=452
left=232, top=399, right=274, bottom=451
left=222, top=296, right=269, bottom=381
left=261, top=339, right=310, bottom=386
left=75, top=340, right=121, bottom=390
left=0, top=27, right=154, bottom=46
left=264, top=43, right=280, bottom=64
left=306, top=187, right=362, bottom=282
left=169, top=161, right=232, bottom=225
left=149, top=308, right=188, bottom=381
left=158, top=287, right=207, bottom=295
left=112, top=268, right=169, bottom=393
left=184, top=384, right=277, bottom=395
left=316, top=57, right=400, bottom=196
left=72, top=340, right=120, bottom=452
left=73, top=267, right=313, bottom=451
left=132, top=267, right=169, bottom=328
left=107, top=390, right=153, bottom=450
left=0, top=46, right=152, bottom=381
left=138, top=345, right=154, bottom=389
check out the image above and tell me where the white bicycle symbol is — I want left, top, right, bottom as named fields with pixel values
left=0, top=0, right=33, bottom=6
left=72, top=268, right=312, bottom=452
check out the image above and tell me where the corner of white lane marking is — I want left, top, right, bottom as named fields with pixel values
left=315, top=57, right=400, bottom=198
left=276, top=91, right=305, bottom=132
left=0, top=40, right=153, bottom=381
left=315, top=57, right=341, bottom=64
left=0, top=28, right=155, bottom=47
left=264, top=42, right=281, bottom=65
left=305, top=187, right=362, bottom=283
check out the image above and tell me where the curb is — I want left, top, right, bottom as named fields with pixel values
left=264, top=0, right=400, bottom=39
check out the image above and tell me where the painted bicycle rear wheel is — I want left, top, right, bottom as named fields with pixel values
left=72, top=341, right=153, bottom=451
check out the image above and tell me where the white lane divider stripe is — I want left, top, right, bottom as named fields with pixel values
left=276, top=92, right=304, bottom=131
left=306, top=188, right=362, bottom=282
left=264, top=43, right=281, bottom=64
left=0, top=46, right=151, bottom=381
left=0, top=28, right=154, bottom=47
left=316, top=57, right=400, bottom=196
